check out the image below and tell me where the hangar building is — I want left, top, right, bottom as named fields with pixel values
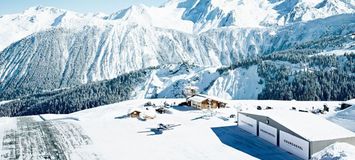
left=238, top=110, right=355, bottom=159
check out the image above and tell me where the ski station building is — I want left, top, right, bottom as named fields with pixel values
left=187, top=94, right=227, bottom=109
left=238, top=110, right=355, bottom=159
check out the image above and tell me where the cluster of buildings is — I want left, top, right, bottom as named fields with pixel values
left=128, top=86, right=355, bottom=160
left=184, top=86, right=227, bottom=110
left=184, top=86, right=355, bottom=160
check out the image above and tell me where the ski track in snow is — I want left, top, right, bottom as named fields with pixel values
left=0, top=116, right=101, bottom=160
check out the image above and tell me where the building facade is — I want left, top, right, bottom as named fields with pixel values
left=238, top=110, right=355, bottom=159
left=187, top=94, right=226, bottom=109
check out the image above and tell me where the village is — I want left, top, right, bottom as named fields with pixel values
left=115, top=86, right=355, bottom=160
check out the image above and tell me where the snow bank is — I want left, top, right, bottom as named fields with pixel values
left=0, top=100, right=16, bottom=105
left=311, top=143, right=355, bottom=160
left=328, top=105, right=355, bottom=132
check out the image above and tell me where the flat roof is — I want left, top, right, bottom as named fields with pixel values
left=188, top=96, right=207, bottom=103
left=240, top=110, right=355, bottom=141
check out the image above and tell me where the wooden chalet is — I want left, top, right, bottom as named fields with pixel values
left=187, top=94, right=227, bottom=109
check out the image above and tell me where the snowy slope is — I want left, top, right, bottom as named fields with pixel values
left=107, top=4, right=194, bottom=34
left=0, top=0, right=354, bottom=52
left=0, top=0, right=354, bottom=101
left=0, top=6, right=107, bottom=52
left=1, top=14, right=354, bottom=95
left=207, top=65, right=263, bottom=99
left=108, top=0, right=355, bottom=33
left=0, top=99, right=304, bottom=160
left=1, top=99, right=352, bottom=160
left=131, top=64, right=263, bottom=100
left=311, top=142, right=355, bottom=160
left=328, top=105, right=355, bottom=132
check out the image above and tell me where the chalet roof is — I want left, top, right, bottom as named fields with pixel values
left=188, top=96, right=207, bottom=103
left=128, top=108, right=144, bottom=114
left=202, top=95, right=227, bottom=103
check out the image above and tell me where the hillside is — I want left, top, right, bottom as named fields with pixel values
left=1, top=48, right=354, bottom=117
left=328, top=105, right=355, bottom=132
left=0, top=0, right=354, bottom=116
left=1, top=14, right=354, bottom=100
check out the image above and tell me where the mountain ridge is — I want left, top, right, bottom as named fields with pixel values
left=0, top=0, right=354, bottom=51
left=1, top=14, right=354, bottom=97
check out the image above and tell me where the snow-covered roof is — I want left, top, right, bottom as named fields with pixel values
left=128, top=107, right=144, bottom=113
left=188, top=96, right=207, bottom=103
left=140, top=109, right=156, bottom=118
left=128, top=107, right=156, bottom=118
left=202, top=95, right=227, bottom=103
left=128, top=107, right=152, bottom=114
left=343, top=99, right=355, bottom=105
left=241, top=110, right=355, bottom=141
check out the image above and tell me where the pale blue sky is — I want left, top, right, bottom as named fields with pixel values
left=0, top=0, right=168, bottom=15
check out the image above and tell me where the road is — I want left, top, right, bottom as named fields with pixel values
left=1, top=116, right=101, bottom=160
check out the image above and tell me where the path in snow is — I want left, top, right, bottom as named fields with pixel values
left=0, top=116, right=100, bottom=160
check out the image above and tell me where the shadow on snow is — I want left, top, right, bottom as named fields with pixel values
left=211, top=125, right=301, bottom=160
left=171, top=105, right=198, bottom=112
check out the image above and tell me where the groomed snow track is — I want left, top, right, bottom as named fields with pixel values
left=1, top=116, right=100, bottom=160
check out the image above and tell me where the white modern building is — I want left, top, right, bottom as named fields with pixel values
left=238, top=110, right=355, bottom=159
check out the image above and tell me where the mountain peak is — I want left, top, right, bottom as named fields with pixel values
left=25, top=5, right=66, bottom=14
left=0, top=0, right=354, bottom=52
left=176, top=0, right=355, bottom=31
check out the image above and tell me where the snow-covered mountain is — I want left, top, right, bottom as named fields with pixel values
left=108, top=0, right=355, bottom=33
left=0, top=0, right=354, bottom=101
left=131, top=64, right=263, bottom=100
left=0, top=0, right=354, bottom=51
left=0, top=6, right=107, bottom=52
left=0, top=14, right=354, bottom=96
